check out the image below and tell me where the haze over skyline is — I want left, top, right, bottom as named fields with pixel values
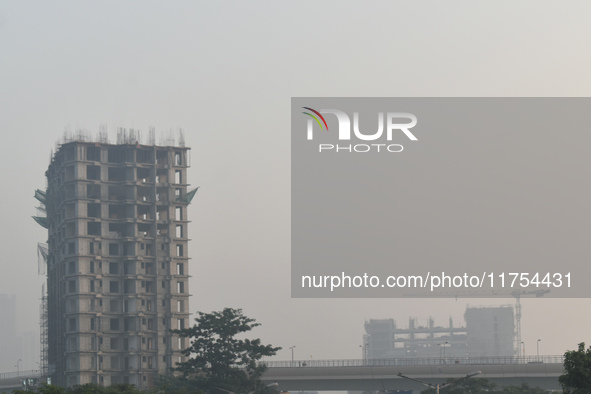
left=1, top=1, right=591, bottom=372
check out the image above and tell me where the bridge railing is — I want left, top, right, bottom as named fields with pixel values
left=263, top=355, right=564, bottom=368
left=0, top=370, right=42, bottom=380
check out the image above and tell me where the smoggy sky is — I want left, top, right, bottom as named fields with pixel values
left=1, top=1, right=591, bottom=370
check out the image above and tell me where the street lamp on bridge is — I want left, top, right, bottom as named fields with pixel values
left=437, top=341, right=449, bottom=363
left=15, top=359, right=22, bottom=377
left=397, top=370, right=481, bottom=394
left=290, top=346, right=296, bottom=366
left=359, top=342, right=368, bottom=362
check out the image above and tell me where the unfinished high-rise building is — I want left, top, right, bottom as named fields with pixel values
left=36, top=132, right=196, bottom=388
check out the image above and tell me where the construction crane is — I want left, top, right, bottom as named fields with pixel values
left=404, top=288, right=550, bottom=355
left=509, top=289, right=550, bottom=353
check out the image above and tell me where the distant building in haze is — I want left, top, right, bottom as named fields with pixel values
left=465, top=305, right=515, bottom=357
left=0, top=294, right=19, bottom=372
left=0, top=295, right=40, bottom=373
left=363, top=305, right=515, bottom=360
left=364, top=316, right=467, bottom=360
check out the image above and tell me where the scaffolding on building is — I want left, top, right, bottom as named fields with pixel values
left=39, top=284, right=48, bottom=376
left=58, top=127, right=186, bottom=148
left=34, top=189, right=49, bottom=377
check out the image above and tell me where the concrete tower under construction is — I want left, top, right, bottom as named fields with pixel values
left=38, top=132, right=195, bottom=388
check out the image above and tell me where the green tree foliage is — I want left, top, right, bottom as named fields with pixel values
left=502, top=382, right=552, bottom=393
left=420, top=377, right=497, bottom=393
left=13, top=383, right=150, bottom=394
left=172, top=308, right=281, bottom=393
left=13, top=309, right=276, bottom=394
left=420, top=378, right=550, bottom=393
left=13, top=383, right=66, bottom=394
left=153, top=375, right=205, bottom=394
left=559, top=342, right=591, bottom=393
left=70, top=383, right=145, bottom=394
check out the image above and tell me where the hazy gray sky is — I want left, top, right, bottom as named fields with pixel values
left=1, top=1, right=591, bottom=370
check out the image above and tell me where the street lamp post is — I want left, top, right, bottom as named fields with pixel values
left=521, top=341, right=525, bottom=357
left=398, top=371, right=481, bottom=394
left=360, top=342, right=368, bottom=365
left=537, top=339, right=541, bottom=359
left=16, top=359, right=22, bottom=377
left=289, top=346, right=296, bottom=366
left=443, top=341, right=448, bottom=361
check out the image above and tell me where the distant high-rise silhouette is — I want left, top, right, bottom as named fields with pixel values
left=0, top=294, right=19, bottom=372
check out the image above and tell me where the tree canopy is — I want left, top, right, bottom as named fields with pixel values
left=420, top=378, right=550, bottom=394
left=420, top=377, right=497, bottom=394
left=15, top=309, right=278, bottom=394
left=13, top=383, right=150, bottom=394
left=559, top=342, right=591, bottom=393
left=172, top=307, right=281, bottom=393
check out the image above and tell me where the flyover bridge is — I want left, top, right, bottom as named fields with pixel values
left=0, top=356, right=565, bottom=393
left=261, top=356, right=565, bottom=391
left=0, top=370, right=42, bottom=393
